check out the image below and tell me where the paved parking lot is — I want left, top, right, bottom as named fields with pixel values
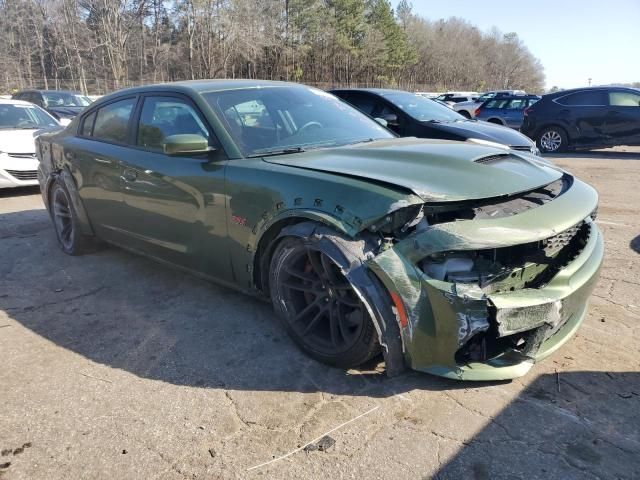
left=1, top=148, right=639, bottom=479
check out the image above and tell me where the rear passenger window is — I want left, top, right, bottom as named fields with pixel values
left=137, top=96, right=210, bottom=152
left=92, top=98, right=136, bottom=143
left=506, top=99, right=527, bottom=109
left=81, top=111, right=96, bottom=137
left=556, top=91, right=607, bottom=106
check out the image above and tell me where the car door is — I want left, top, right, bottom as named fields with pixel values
left=605, top=90, right=640, bottom=144
left=118, top=93, right=232, bottom=279
left=70, top=96, right=138, bottom=240
left=554, top=90, right=608, bottom=145
left=503, top=97, right=527, bottom=129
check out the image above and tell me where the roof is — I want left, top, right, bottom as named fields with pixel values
left=544, top=86, right=640, bottom=98
left=15, top=89, right=83, bottom=95
left=329, top=88, right=412, bottom=96
left=89, top=79, right=314, bottom=106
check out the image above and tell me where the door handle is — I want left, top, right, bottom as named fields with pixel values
left=122, top=169, right=137, bottom=182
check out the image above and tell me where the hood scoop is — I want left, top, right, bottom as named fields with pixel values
left=474, top=154, right=511, bottom=165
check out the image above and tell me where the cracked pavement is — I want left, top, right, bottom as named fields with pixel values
left=1, top=147, right=639, bottom=479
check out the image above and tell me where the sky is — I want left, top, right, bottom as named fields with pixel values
left=391, top=0, right=640, bottom=89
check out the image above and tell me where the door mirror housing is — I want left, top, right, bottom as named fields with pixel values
left=382, top=113, right=399, bottom=126
left=374, top=117, right=388, bottom=127
left=163, top=134, right=212, bottom=156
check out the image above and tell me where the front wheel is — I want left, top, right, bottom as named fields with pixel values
left=537, top=126, right=568, bottom=153
left=269, top=235, right=379, bottom=368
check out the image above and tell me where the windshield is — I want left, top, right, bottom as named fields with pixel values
left=0, top=103, right=59, bottom=129
left=203, top=86, right=393, bottom=156
left=385, top=92, right=464, bottom=122
left=43, top=92, right=92, bottom=107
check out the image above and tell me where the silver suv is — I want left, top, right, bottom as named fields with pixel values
left=454, top=90, right=526, bottom=118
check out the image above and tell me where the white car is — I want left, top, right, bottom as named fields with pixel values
left=0, top=99, right=61, bottom=188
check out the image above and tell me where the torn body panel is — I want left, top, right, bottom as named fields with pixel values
left=368, top=178, right=603, bottom=380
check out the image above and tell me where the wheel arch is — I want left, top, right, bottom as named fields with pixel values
left=255, top=218, right=406, bottom=376
left=535, top=123, right=571, bottom=143
left=46, top=167, right=95, bottom=236
left=486, top=117, right=505, bottom=125
left=252, top=211, right=351, bottom=295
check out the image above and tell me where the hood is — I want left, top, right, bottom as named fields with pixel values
left=263, top=138, right=563, bottom=202
left=0, top=129, right=43, bottom=153
left=426, top=119, right=534, bottom=147
left=48, top=106, right=84, bottom=118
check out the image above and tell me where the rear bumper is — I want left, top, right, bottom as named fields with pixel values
left=368, top=179, right=602, bottom=381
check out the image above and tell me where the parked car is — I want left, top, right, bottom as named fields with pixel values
left=415, top=92, right=440, bottom=99
left=12, top=89, right=92, bottom=124
left=36, top=80, right=602, bottom=381
left=331, top=88, right=540, bottom=154
left=0, top=99, right=61, bottom=188
left=435, top=92, right=479, bottom=106
left=453, top=90, right=527, bottom=118
left=475, top=95, right=540, bottom=129
left=521, top=87, right=640, bottom=153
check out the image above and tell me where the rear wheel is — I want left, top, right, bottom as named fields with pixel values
left=537, top=126, right=568, bottom=153
left=459, top=110, right=471, bottom=119
left=49, top=179, right=92, bottom=255
left=487, top=118, right=503, bottom=125
left=269, top=235, right=379, bottom=368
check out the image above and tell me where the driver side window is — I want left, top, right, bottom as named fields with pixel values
left=137, top=96, right=210, bottom=152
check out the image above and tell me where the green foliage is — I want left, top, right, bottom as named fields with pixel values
left=0, top=0, right=546, bottom=93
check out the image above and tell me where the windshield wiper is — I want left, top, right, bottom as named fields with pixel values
left=249, top=146, right=306, bottom=158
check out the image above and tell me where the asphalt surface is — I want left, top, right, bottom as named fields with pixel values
left=1, top=147, right=639, bottom=479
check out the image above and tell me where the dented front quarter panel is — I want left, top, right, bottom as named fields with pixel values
left=368, top=178, right=604, bottom=381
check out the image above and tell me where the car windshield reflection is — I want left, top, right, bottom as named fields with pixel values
left=203, top=86, right=393, bottom=157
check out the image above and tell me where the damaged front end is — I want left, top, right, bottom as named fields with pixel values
left=367, top=175, right=603, bottom=380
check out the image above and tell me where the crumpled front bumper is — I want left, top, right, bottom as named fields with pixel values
left=368, top=178, right=603, bottom=381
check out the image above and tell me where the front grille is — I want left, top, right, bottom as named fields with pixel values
left=7, top=153, right=36, bottom=159
left=543, top=221, right=584, bottom=256
left=5, top=169, right=37, bottom=180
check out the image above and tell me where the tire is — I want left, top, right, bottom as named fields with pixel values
left=537, top=126, right=568, bottom=153
left=269, top=234, right=379, bottom=368
left=49, top=179, right=93, bottom=255
left=459, top=110, right=471, bottom=119
left=487, top=118, right=503, bottom=125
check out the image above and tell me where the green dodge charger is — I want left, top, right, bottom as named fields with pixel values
left=36, top=80, right=604, bottom=381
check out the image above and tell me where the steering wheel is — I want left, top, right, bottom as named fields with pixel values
left=297, top=121, right=323, bottom=134
left=17, top=120, right=36, bottom=128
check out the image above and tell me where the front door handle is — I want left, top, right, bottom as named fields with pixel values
left=122, top=169, right=137, bottom=182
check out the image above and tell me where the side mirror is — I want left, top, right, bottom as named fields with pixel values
left=374, top=117, right=388, bottom=127
left=382, top=113, right=399, bottom=126
left=163, top=134, right=212, bottom=156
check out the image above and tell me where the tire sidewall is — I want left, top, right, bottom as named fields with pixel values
left=537, top=126, right=568, bottom=153
left=49, top=179, right=83, bottom=255
left=269, top=236, right=378, bottom=368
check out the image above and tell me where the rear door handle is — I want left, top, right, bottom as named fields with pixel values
left=122, top=169, right=137, bottom=182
